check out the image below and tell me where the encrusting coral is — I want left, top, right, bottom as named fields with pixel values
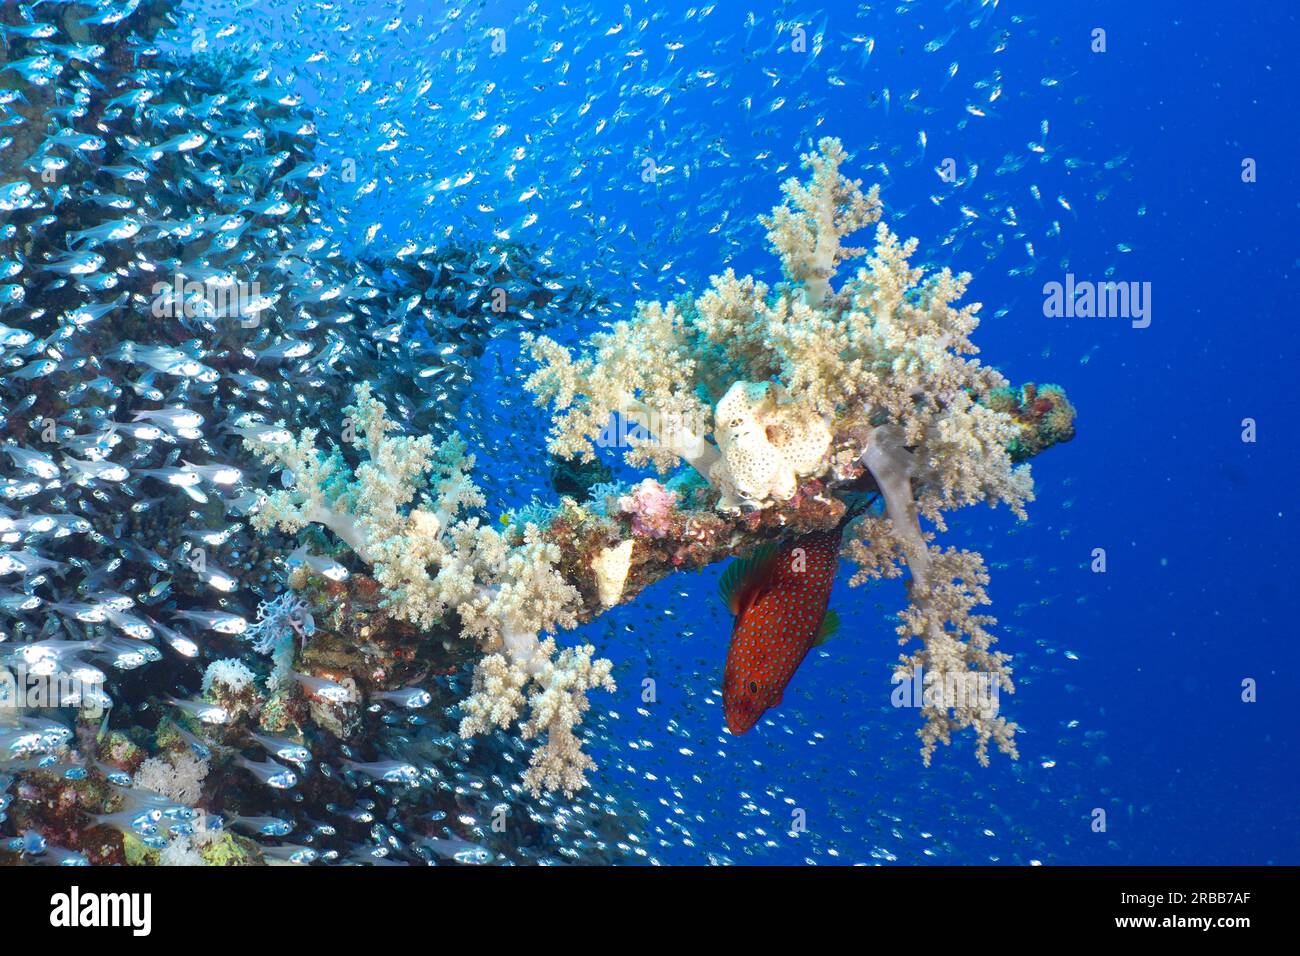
left=246, top=137, right=1076, bottom=792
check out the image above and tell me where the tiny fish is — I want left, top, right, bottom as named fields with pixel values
left=171, top=608, right=248, bottom=635
left=237, top=756, right=298, bottom=789
left=167, top=696, right=229, bottom=725
left=248, top=731, right=312, bottom=765
left=341, top=758, right=421, bottom=785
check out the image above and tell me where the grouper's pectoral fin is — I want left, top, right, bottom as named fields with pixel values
left=718, top=542, right=782, bottom=617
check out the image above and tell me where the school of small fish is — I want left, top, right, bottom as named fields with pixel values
left=0, top=0, right=1117, bottom=865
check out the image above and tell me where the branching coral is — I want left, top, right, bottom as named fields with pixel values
left=895, top=548, right=1018, bottom=767
left=759, top=137, right=884, bottom=307
left=521, top=304, right=718, bottom=478
left=523, top=138, right=1027, bottom=516
left=522, top=136, right=1060, bottom=766
left=244, top=384, right=606, bottom=795
left=134, top=751, right=209, bottom=806
left=461, top=640, right=615, bottom=796
left=845, top=519, right=1017, bottom=764
left=246, top=138, right=1075, bottom=789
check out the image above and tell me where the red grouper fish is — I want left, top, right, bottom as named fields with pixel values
left=720, top=528, right=843, bottom=735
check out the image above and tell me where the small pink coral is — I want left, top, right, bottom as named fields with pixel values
left=618, top=479, right=678, bottom=538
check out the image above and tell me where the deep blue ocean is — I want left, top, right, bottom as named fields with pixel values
left=196, top=0, right=1297, bottom=865
left=3, top=0, right=1295, bottom=869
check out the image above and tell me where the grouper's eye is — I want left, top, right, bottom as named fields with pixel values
left=748, top=680, right=758, bottom=695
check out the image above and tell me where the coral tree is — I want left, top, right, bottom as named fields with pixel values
left=251, top=138, right=1076, bottom=793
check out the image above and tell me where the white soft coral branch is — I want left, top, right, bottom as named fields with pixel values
left=854, top=423, right=1024, bottom=765
left=246, top=383, right=613, bottom=796
left=760, top=136, right=883, bottom=305
left=895, top=548, right=1019, bottom=766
